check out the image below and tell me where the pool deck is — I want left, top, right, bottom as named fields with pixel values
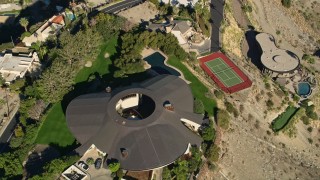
left=141, top=48, right=190, bottom=84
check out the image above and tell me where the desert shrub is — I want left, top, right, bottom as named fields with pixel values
left=214, top=89, right=224, bottom=99
left=307, top=127, right=313, bottom=133
left=217, top=109, right=230, bottom=130
left=302, top=54, right=315, bottom=64
left=301, top=116, right=310, bottom=125
left=281, top=0, right=291, bottom=8
left=241, top=4, right=252, bottom=13
left=266, top=100, right=274, bottom=108
left=308, top=138, right=313, bottom=144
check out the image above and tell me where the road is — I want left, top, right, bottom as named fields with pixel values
left=210, top=0, right=224, bottom=52
left=101, top=0, right=143, bottom=14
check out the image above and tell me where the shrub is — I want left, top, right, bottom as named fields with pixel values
left=201, top=126, right=215, bottom=142
left=108, top=162, right=120, bottom=173
left=206, top=144, right=220, bottom=162
left=307, top=138, right=313, bottom=144
left=302, top=54, right=315, bottom=64
left=241, top=4, right=252, bottom=13
left=20, top=31, right=32, bottom=40
left=281, top=0, right=291, bottom=8
left=214, top=89, right=224, bottom=99
left=301, top=116, right=310, bottom=125
left=307, top=127, right=313, bottom=133
left=217, top=109, right=230, bottom=130
left=266, top=100, right=274, bottom=108
left=194, top=99, right=204, bottom=114
left=265, top=82, right=271, bottom=90
left=86, top=157, right=94, bottom=165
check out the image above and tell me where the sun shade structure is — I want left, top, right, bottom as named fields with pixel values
left=66, top=75, right=203, bottom=171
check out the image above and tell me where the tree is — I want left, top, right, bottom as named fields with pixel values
left=108, top=161, right=120, bottom=173
left=201, top=125, right=215, bottom=141
left=14, top=125, right=24, bottom=137
left=162, top=166, right=172, bottom=180
left=37, top=156, right=79, bottom=179
left=19, top=17, right=29, bottom=32
left=31, top=41, right=48, bottom=60
left=194, top=99, right=204, bottom=114
left=0, top=152, right=23, bottom=179
left=172, top=160, right=189, bottom=180
left=188, top=146, right=202, bottom=172
left=206, top=144, right=220, bottom=162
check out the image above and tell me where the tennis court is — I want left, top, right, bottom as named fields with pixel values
left=204, top=58, right=243, bottom=87
left=199, top=52, right=252, bottom=93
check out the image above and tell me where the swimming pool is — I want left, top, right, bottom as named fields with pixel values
left=144, top=52, right=181, bottom=76
left=297, top=82, right=311, bottom=96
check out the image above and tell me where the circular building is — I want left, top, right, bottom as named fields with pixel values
left=66, top=75, right=203, bottom=171
left=256, top=33, right=300, bottom=78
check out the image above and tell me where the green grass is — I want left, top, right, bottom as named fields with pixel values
left=272, top=106, right=298, bottom=132
left=35, top=38, right=118, bottom=147
left=167, top=56, right=216, bottom=115
left=0, top=9, right=21, bottom=15
left=35, top=104, right=75, bottom=147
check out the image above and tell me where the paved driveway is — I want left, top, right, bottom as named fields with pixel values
left=101, top=0, right=142, bottom=13
left=210, top=0, right=224, bottom=52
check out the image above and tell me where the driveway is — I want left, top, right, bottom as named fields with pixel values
left=210, top=0, right=224, bottom=52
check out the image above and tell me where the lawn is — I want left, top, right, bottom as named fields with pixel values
left=35, top=37, right=118, bottom=147
left=272, top=106, right=298, bottom=132
left=167, top=56, right=216, bottom=115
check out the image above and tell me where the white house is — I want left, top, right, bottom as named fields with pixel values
left=0, top=52, right=39, bottom=83
left=23, top=15, right=65, bottom=47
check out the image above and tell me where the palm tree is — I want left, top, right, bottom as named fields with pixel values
left=19, top=17, right=29, bottom=32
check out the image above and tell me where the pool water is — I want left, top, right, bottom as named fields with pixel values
left=298, top=82, right=311, bottom=96
left=144, top=52, right=181, bottom=76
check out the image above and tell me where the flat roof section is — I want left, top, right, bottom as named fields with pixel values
left=66, top=75, right=203, bottom=171
left=256, top=33, right=300, bottom=73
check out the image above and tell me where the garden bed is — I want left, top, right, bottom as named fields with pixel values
left=271, top=106, right=299, bottom=132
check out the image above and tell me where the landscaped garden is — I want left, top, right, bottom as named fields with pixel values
left=35, top=37, right=118, bottom=147
left=167, top=55, right=216, bottom=115
left=271, top=106, right=299, bottom=132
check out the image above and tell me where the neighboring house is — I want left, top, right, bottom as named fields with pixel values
left=256, top=33, right=300, bottom=78
left=147, top=20, right=194, bottom=45
left=170, top=20, right=193, bottom=45
left=0, top=52, right=39, bottom=83
left=23, top=15, right=65, bottom=47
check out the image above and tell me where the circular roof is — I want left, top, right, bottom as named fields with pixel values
left=256, top=33, right=300, bottom=73
left=66, top=75, right=203, bottom=170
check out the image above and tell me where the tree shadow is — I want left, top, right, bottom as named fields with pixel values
left=245, top=30, right=263, bottom=70
left=314, top=49, right=320, bottom=58
left=24, top=144, right=61, bottom=177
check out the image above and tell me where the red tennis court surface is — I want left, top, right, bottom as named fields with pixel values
left=199, top=52, right=252, bottom=93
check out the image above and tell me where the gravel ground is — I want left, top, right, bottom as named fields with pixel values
left=117, top=2, right=158, bottom=25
